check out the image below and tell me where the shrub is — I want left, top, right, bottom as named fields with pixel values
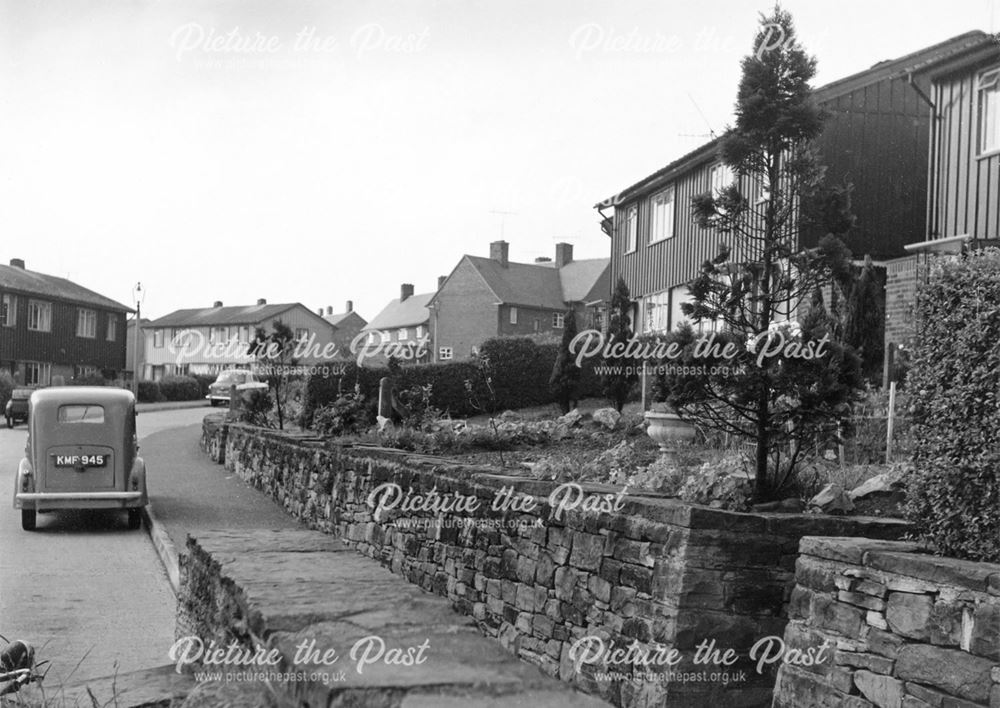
left=238, top=388, right=273, bottom=427
left=0, top=370, right=14, bottom=411
left=158, top=375, right=202, bottom=401
left=137, top=380, right=164, bottom=403
left=313, top=387, right=375, bottom=437
left=904, top=250, right=1000, bottom=562
left=192, top=373, right=216, bottom=397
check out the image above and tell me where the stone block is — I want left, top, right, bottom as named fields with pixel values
left=569, top=532, right=605, bottom=571
left=867, top=552, right=998, bottom=593
left=970, top=603, right=1000, bottom=660
left=535, top=552, right=556, bottom=587
left=896, top=644, right=995, bottom=703
left=515, top=583, right=535, bottom=612
left=854, top=669, right=904, bottom=707
left=928, top=601, right=965, bottom=647
left=516, top=555, right=537, bottom=585
left=835, top=650, right=895, bottom=675
left=868, top=629, right=906, bottom=659
left=886, top=591, right=937, bottom=642
left=588, top=575, right=612, bottom=604
left=788, top=585, right=815, bottom=620
left=812, top=594, right=866, bottom=638
left=840, top=590, right=888, bottom=612
left=796, top=555, right=848, bottom=592
left=619, top=564, right=653, bottom=594
left=554, top=567, right=578, bottom=602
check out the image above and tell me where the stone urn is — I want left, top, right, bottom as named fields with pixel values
left=644, top=407, right=696, bottom=451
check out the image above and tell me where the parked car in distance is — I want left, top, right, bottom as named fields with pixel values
left=13, top=387, right=147, bottom=531
left=5, top=388, right=33, bottom=428
left=206, top=369, right=266, bottom=406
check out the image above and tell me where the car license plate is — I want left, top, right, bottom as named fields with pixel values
left=54, top=454, right=107, bottom=468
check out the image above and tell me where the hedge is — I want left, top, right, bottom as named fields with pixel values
left=0, top=370, right=14, bottom=411
left=904, top=249, right=1000, bottom=562
left=302, top=336, right=604, bottom=427
left=158, top=375, right=202, bottom=401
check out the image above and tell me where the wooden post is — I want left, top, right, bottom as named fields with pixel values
left=378, top=377, right=393, bottom=420
left=886, top=380, right=897, bottom=464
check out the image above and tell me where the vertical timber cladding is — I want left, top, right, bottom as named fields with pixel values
left=931, top=72, right=1000, bottom=241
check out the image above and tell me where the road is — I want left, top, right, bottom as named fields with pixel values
left=0, top=406, right=207, bottom=687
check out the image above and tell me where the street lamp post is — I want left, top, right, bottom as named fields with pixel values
left=132, top=282, right=144, bottom=397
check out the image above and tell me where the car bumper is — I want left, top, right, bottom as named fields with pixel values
left=206, top=393, right=230, bottom=402
left=15, top=491, right=147, bottom=510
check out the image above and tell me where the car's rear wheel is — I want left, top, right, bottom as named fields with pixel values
left=128, top=508, right=142, bottom=530
left=5, top=416, right=12, bottom=428
left=209, top=399, right=219, bottom=407
left=21, top=509, right=36, bottom=531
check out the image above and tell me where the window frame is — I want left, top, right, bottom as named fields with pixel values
left=552, top=312, right=565, bottom=329
left=24, top=361, right=51, bottom=386
left=76, top=308, right=97, bottom=338
left=438, top=346, right=453, bottom=361
left=106, top=315, right=117, bottom=341
left=509, top=306, right=518, bottom=325
left=27, top=300, right=51, bottom=332
left=977, top=66, right=1000, bottom=156
left=624, top=204, right=638, bottom=253
left=1, top=293, right=16, bottom=327
left=649, top=186, right=676, bottom=244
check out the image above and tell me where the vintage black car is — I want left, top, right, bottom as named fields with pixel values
left=4, top=388, right=32, bottom=428
left=13, top=387, right=148, bottom=531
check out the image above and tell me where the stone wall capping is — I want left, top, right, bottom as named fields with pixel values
left=865, top=551, right=1000, bottom=593
left=799, top=537, right=923, bottom=565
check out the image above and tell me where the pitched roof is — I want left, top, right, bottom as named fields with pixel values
left=596, top=31, right=997, bottom=208
left=559, top=258, right=612, bottom=303
left=363, top=293, right=434, bottom=330
left=437, top=255, right=610, bottom=310
left=324, top=310, right=366, bottom=327
left=0, top=262, right=132, bottom=312
left=148, top=303, right=302, bottom=328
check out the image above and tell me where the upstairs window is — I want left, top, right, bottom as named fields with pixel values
left=154, top=329, right=165, bottom=348
left=76, top=308, right=97, bottom=338
left=978, top=67, right=1000, bottom=155
left=650, top=186, right=675, bottom=243
left=1, top=294, right=15, bottom=327
left=106, top=316, right=117, bottom=341
left=509, top=307, right=518, bottom=325
left=709, top=163, right=734, bottom=195
left=398, top=327, right=408, bottom=340
left=552, top=312, right=565, bottom=329
left=624, top=205, right=638, bottom=253
left=295, top=328, right=309, bottom=342
left=27, top=300, right=51, bottom=332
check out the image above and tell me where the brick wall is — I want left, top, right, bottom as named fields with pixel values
left=773, top=537, right=1000, bottom=707
left=433, top=259, right=500, bottom=360
left=208, top=420, right=909, bottom=707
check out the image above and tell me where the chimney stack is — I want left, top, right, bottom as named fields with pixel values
left=437, top=275, right=447, bottom=290
left=345, top=300, right=353, bottom=313
left=400, top=283, right=414, bottom=302
left=9, top=258, right=24, bottom=269
left=257, top=298, right=267, bottom=305
left=555, top=242, right=574, bottom=268
left=326, top=306, right=333, bottom=315
left=490, top=240, right=509, bottom=267
left=213, top=300, right=223, bottom=308
left=317, top=308, right=324, bottom=316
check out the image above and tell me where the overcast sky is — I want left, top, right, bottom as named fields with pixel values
left=1, top=0, right=997, bottom=321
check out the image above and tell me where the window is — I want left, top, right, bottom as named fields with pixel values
left=553, top=312, right=565, bottom=329
left=106, top=316, right=117, bottom=341
left=1, top=294, right=15, bottom=327
left=398, top=327, right=408, bottom=340
left=154, top=329, right=164, bottom=348
left=439, top=347, right=453, bottom=361
left=624, top=205, right=638, bottom=253
left=978, top=67, right=1000, bottom=154
left=76, top=308, right=97, bottom=338
left=650, top=187, right=675, bottom=243
left=240, top=326, right=249, bottom=343
left=24, top=361, right=50, bottom=386
left=295, top=328, right=309, bottom=342
left=416, top=325, right=425, bottom=339
left=210, top=327, right=226, bottom=343
left=509, top=307, right=518, bottom=325
left=27, top=300, right=51, bottom=332
left=643, top=291, right=670, bottom=334
left=57, top=404, right=104, bottom=423
left=710, top=163, right=734, bottom=195
left=591, top=308, right=604, bottom=331
left=73, top=364, right=99, bottom=379
left=380, top=331, right=390, bottom=344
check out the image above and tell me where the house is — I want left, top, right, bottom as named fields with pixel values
left=428, top=241, right=610, bottom=362
left=318, top=301, right=368, bottom=355
left=360, top=285, right=435, bottom=364
left=883, top=32, right=1000, bottom=350
left=0, top=257, right=131, bottom=385
left=143, top=299, right=338, bottom=379
left=595, top=31, right=997, bottom=341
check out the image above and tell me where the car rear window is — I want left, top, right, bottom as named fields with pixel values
left=58, top=405, right=105, bottom=423
left=218, top=371, right=247, bottom=384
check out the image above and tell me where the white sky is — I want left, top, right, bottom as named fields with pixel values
left=1, top=0, right=997, bottom=320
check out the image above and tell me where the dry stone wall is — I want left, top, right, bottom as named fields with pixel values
left=210, top=420, right=909, bottom=708
left=772, top=537, right=1000, bottom=707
